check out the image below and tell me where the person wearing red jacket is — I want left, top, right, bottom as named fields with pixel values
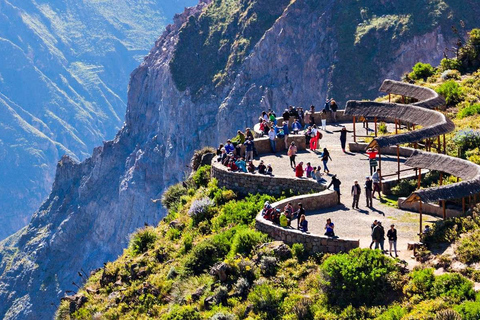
left=295, top=161, right=304, bottom=178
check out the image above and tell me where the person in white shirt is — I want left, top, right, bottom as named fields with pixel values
left=268, top=127, right=276, bottom=153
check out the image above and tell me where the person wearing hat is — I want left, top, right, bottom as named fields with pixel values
left=365, top=176, right=373, bottom=207
left=351, top=180, right=361, bottom=209
left=387, top=224, right=398, bottom=257
left=372, top=221, right=385, bottom=252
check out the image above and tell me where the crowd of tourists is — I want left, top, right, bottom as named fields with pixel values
left=215, top=98, right=400, bottom=252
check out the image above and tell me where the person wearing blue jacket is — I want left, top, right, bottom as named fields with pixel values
left=224, top=140, right=235, bottom=154
left=235, top=158, right=247, bottom=173
left=292, top=118, right=302, bottom=134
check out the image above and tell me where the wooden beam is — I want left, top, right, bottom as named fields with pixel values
left=378, top=148, right=382, bottom=188
left=443, top=134, right=446, bottom=154
left=419, top=200, right=423, bottom=236
left=439, top=172, right=443, bottom=186
left=462, top=197, right=466, bottom=214
left=389, top=93, right=391, bottom=103
left=353, top=116, right=356, bottom=143
left=397, top=145, right=400, bottom=181
left=443, top=200, right=446, bottom=220
left=374, top=117, right=377, bottom=137
left=437, top=136, right=441, bottom=153
left=418, top=168, right=422, bottom=189
left=395, top=119, right=398, bottom=135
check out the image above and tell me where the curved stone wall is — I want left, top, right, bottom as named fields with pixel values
left=255, top=194, right=360, bottom=253
left=211, top=161, right=324, bottom=196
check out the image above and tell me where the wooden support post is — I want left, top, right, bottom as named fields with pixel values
left=443, top=134, right=446, bottom=154
left=395, top=119, right=398, bottom=135
left=353, top=116, right=356, bottom=143
left=443, top=200, right=446, bottom=220
left=419, top=201, right=423, bottom=236
left=378, top=148, right=382, bottom=188
left=462, top=197, right=466, bottom=214
left=402, top=95, right=405, bottom=104
left=439, top=172, right=443, bottom=186
left=374, top=117, right=378, bottom=137
left=397, top=145, right=400, bottom=181
left=437, top=136, right=441, bottom=153
left=418, top=168, right=422, bottom=189
left=389, top=94, right=391, bottom=103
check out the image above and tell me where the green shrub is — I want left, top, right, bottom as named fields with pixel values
left=441, top=69, right=461, bottom=81
left=453, top=129, right=480, bottom=156
left=192, top=165, right=211, bottom=188
left=434, top=309, right=462, bottom=320
left=432, top=273, right=475, bottom=303
left=229, top=228, right=267, bottom=257
left=260, top=256, right=278, bottom=277
left=167, top=228, right=181, bottom=241
left=391, top=179, right=417, bottom=197
left=378, top=122, right=388, bottom=134
left=184, top=239, right=229, bottom=275
left=213, top=193, right=276, bottom=229
left=210, top=312, right=236, bottom=320
left=291, top=243, right=306, bottom=261
left=404, top=268, right=436, bottom=299
left=319, top=248, right=402, bottom=307
left=188, top=197, right=215, bottom=226
left=466, top=148, right=480, bottom=165
left=436, top=80, right=463, bottom=106
left=456, top=229, right=480, bottom=264
left=182, top=233, right=193, bottom=253
left=162, top=183, right=188, bottom=210
left=248, top=283, right=286, bottom=317
left=376, top=305, right=407, bottom=320
left=161, top=305, right=201, bottom=320
left=409, top=62, right=435, bottom=80
left=454, top=301, right=480, bottom=320
left=282, top=294, right=313, bottom=320
left=130, top=228, right=158, bottom=255
left=213, top=188, right=237, bottom=206
left=458, top=103, right=480, bottom=119
left=440, top=58, right=461, bottom=72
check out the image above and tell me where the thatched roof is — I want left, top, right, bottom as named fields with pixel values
left=404, top=150, right=480, bottom=203
left=346, top=79, right=478, bottom=204
left=344, top=101, right=455, bottom=148
left=379, top=80, right=446, bottom=109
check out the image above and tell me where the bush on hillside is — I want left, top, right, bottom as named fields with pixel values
left=404, top=268, right=436, bottom=299
left=162, top=183, right=188, bottom=211
left=454, top=301, right=480, bottom=320
left=376, top=305, right=407, bottom=320
left=391, top=179, right=417, bottom=197
left=436, top=80, right=463, bottom=106
left=319, top=248, right=402, bottom=307
left=457, top=103, right=480, bottom=119
left=184, top=236, right=230, bottom=275
left=248, top=283, right=286, bottom=318
left=455, top=229, right=480, bottom=264
left=161, top=305, right=201, bottom=320
left=130, top=228, right=158, bottom=255
left=188, top=197, right=214, bottom=226
left=291, top=243, right=306, bottom=261
left=453, top=129, right=480, bottom=156
left=192, top=165, right=211, bottom=188
left=229, top=228, right=267, bottom=257
left=440, top=58, right=462, bottom=72
left=409, top=62, right=435, bottom=80
left=432, top=273, right=475, bottom=303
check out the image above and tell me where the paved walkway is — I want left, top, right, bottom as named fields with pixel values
left=256, top=121, right=440, bottom=261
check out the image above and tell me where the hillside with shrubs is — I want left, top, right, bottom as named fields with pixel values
left=55, top=30, right=480, bottom=320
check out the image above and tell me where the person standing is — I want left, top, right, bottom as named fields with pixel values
left=366, top=148, right=378, bottom=175
left=268, top=127, right=276, bottom=153
left=324, top=218, right=335, bottom=237
left=299, top=214, right=308, bottom=232
left=282, top=121, right=289, bottom=147
left=373, top=221, right=385, bottom=252
left=369, top=220, right=378, bottom=249
left=387, top=224, right=398, bottom=257
left=310, top=125, right=318, bottom=150
left=287, top=142, right=297, bottom=168
left=282, top=109, right=290, bottom=125
left=231, top=130, right=246, bottom=156
left=294, top=203, right=305, bottom=230
left=365, top=176, right=373, bottom=207
left=327, top=175, right=342, bottom=204
left=372, top=169, right=382, bottom=199
left=330, top=99, right=338, bottom=123
left=320, top=148, right=332, bottom=173
left=351, top=180, right=361, bottom=209
left=333, top=127, right=353, bottom=153
left=243, top=137, right=255, bottom=162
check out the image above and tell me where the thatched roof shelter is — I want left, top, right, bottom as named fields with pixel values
left=346, top=79, right=479, bottom=206
left=404, top=150, right=480, bottom=203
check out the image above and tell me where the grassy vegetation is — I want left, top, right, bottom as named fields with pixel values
left=56, top=164, right=480, bottom=319
left=169, top=0, right=291, bottom=95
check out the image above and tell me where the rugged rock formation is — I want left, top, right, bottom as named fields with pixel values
left=0, top=0, right=198, bottom=240
left=0, top=0, right=478, bottom=319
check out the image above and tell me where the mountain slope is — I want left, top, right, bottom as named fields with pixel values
left=0, top=0, right=478, bottom=319
left=0, top=0, right=198, bottom=240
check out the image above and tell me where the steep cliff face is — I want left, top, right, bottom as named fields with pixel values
left=0, top=0, right=477, bottom=319
left=0, top=0, right=198, bottom=240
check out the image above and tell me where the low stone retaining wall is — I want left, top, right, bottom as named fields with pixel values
left=254, top=110, right=352, bottom=137
left=211, top=161, right=324, bottom=196
left=398, top=198, right=463, bottom=218
left=255, top=193, right=360, bottom=253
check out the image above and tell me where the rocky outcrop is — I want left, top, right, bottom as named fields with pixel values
left=0, top=0, right=476, bottom=319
